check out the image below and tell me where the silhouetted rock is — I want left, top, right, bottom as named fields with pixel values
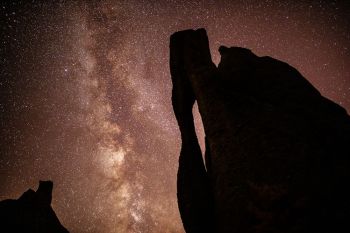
left=0, top=181, right=69, bottom=233
left=170, top=29, right=350, bottom=233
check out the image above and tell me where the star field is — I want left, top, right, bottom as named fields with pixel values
left=1, top=1, right=349, bottom=233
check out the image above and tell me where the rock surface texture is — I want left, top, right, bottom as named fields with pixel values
left=170, top=29, right=350, bottom=233
left=0, top=181, right=69, bottom=233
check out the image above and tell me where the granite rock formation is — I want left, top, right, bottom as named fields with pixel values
left=170, top=29, right=350, bottom=233
left=0, top=180, right=69, bottom=233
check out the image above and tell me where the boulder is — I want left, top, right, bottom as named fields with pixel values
left=0, top=181, right=69, bottom=233
left=170, top=28, right=350, bottom=233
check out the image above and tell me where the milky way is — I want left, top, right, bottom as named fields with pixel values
left=1, top=1, right=349, bottom=233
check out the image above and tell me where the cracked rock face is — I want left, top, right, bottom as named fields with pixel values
left=0, top=181, right=69, bottom=233
left=170, top=28, right=350, bottom=233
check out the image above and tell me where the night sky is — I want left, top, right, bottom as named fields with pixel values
left=1, top=1, right=349, bottom=232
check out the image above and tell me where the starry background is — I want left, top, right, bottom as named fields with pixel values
left=0, top=0, right=349, bottom=232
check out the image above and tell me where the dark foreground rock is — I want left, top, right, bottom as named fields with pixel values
left=170, top=29, right=350, bottom=233
left=0, top=181, right=69, bottom=233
